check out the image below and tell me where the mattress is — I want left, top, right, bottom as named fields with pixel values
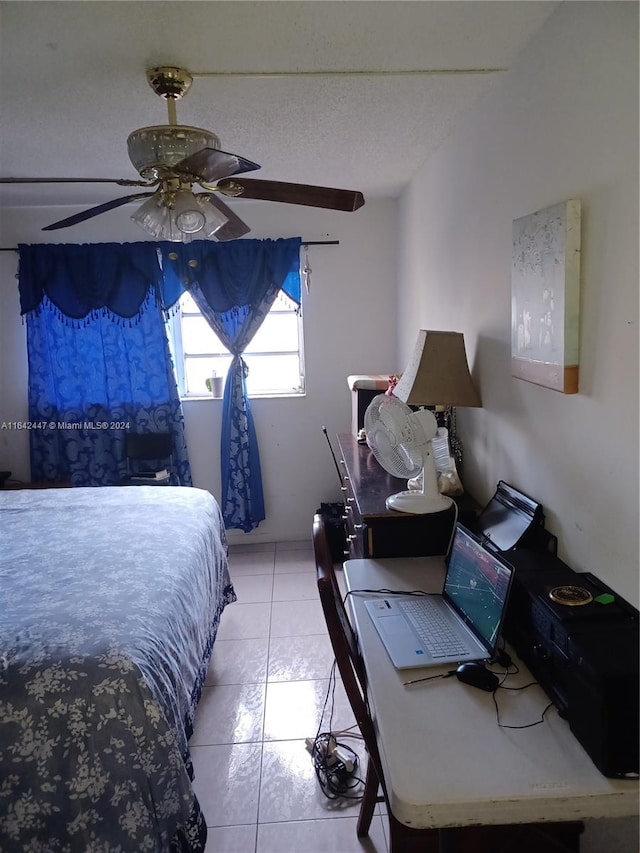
left=0, top=485, right=236, bottom=852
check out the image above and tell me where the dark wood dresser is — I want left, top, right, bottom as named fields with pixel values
left=336, top=432, right=478, bottom=559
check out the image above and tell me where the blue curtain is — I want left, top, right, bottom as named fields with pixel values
left=160, top=238, right=301, bottom=532
left=19, top=243, right=192, bottom=487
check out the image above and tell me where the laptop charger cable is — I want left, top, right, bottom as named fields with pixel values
left=491, top=649, right=512, bottom=668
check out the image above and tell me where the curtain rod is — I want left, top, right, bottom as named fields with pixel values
left=0, top=240, right=339, bottom=252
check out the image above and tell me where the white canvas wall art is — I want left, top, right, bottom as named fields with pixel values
left=511, top=199, right=581, bottom=393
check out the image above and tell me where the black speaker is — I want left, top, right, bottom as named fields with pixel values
left=505, top=557, right=639, bottom=778
left=565, top=622, right=639, bottom=777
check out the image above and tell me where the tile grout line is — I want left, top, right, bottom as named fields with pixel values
left=216, top=543, right=380, bottom=851
left=255, top=546, right=277, bottom=852
left=225, top=546, right=275, bottom=852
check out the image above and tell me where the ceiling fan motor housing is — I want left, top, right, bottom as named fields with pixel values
left=146, top=66, right=193, bottom=100
left=127, top=126, right=221, bottom=180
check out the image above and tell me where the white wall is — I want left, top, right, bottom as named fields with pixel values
left=397, top=8, right=638, bottom=847
left=0, top=198, right=397, bottom=543
left=0, top=248, right=28, bottom=473
left=397, top=7, right=638, bottom=847
left=397, top=2, right=638, bottom=607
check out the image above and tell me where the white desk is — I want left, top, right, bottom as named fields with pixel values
left=344, top=556, right=639, bottom=831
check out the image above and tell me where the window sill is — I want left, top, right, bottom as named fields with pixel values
left=181, top=392, right=306, bottom=402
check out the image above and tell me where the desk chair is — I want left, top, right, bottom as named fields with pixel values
left=312, top=514, right=584, bottom=853
left=313, top=513, right=433, bottom=852
left=123, top=431, right=174, bottom=485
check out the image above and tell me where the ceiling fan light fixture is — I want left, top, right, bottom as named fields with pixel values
left=127, top=125, right=221, bottom=180
left=172, top=190, right=207, bottom=234
left=130, top=191, right=169, bottom=238
left=131, top=189, right=228, bottom=242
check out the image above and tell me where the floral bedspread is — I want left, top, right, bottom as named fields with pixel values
left=0, top=486, right=236, bottom=852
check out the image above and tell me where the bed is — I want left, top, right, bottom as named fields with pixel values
left=0, top=485, right=236, bottom=852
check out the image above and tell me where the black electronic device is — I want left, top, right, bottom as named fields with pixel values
left=503, top=548, right=639, bottom=778
left=472, top=480, right=556, bottom=554
left=473, top=482, right=639, bottom=779
left=455, top=662, right=499, bottom=692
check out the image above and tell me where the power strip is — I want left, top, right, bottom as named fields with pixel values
left=306, top=736, right=356, bottom=774
left=334, top=746, right=354, bottom=774
left=305, top=735, right=339, bottom=766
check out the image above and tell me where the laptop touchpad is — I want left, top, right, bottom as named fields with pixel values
left=378, top=615, right=411, bottom=636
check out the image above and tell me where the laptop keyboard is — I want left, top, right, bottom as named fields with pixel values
left=398, top=597, right=471, bottom=658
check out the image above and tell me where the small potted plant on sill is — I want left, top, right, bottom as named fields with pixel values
left=205, top=372, right=224, bottom=398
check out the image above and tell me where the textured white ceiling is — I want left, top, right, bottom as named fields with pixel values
left=0, top=1, right=557, bottom=209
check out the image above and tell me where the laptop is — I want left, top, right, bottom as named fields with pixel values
left=363, top=524, right=514, bottom=669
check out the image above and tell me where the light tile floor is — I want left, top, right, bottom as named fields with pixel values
left=191, top=541, right=389, bottom=853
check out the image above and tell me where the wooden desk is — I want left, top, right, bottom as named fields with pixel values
left=336, top=432, right=477, bottom=559
left=343, top=556, right=638, bottom=834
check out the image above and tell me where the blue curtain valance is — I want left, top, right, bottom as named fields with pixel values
left=18, top=242, right=164, bottom=320
left=159, top=237, right=302, bottom=311
left=18, top=238, right=302, bottom=321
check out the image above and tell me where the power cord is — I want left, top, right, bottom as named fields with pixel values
left=490, top=647, right=513, bottom=669
left=493, top=674, right=555, bottom=729
left=307, top=661, right=365, bottom=801
left=404, top=658, right=554, bottom=730
left=444, top=500, right=459, bottom=555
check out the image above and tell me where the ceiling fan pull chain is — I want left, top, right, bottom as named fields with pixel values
left=302, top=246, right=312, bottom=292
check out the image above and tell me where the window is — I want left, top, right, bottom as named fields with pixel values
left=167, top=290, right=305, bottom=398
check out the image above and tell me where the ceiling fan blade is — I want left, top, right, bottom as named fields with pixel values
left=0, top=177, right=156, bottom=187
left=42, top=192, right=156, bottom=231
left=198, top=193, right=251, bottom=241
left=174, top=148, right=260, bottom=183
left=216, top=178, right=365, bottom=212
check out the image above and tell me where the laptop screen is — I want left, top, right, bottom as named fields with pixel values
left=443, top=524, right=514, bottom=653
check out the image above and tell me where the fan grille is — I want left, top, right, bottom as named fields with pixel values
left=364, top=394, right=427, bottom=479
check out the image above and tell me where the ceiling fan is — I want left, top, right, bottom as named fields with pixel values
left=0, top=66, right=365, bottom=242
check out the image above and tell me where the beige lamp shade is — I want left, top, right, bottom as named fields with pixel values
left=393, top=330, right=481, bottom=407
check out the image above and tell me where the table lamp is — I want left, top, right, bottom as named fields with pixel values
left=392, top=330, right=481, bottom=472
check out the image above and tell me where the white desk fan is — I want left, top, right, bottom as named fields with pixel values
left=364, top=394, right=453, bottom=514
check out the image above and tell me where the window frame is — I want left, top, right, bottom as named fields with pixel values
left=166, top=289, right=306, bottom=399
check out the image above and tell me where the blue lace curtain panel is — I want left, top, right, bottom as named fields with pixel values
left=161, top=238, right=301, bottom=532
left=18, top=242, right=192, bottom=487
